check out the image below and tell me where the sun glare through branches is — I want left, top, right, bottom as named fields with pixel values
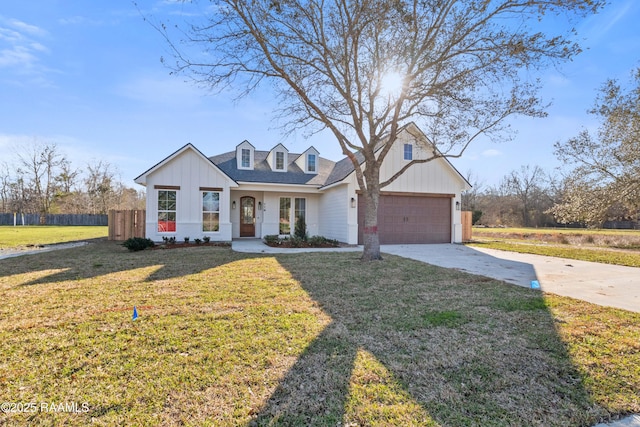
left=378, top=71, right=404, bottom=99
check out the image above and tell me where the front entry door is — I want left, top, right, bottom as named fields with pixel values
left=240, top=196, right=255, bottom=237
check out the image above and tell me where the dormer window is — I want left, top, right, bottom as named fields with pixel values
left=296, top=147, right=319, bottom=174
left=275, top=152, right=285, bottom=170
left=267, top=143, right=288, bottom=172
left=307, top=154, right=316, bottom=172
left=241, top=149, right=251, bottom=168
left=236, top=140, right=255, bottom=170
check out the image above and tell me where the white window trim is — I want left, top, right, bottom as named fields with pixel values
left=279, top=197, right=291, bottom=236
left=404, top=143, right=413, bottom=161
left=157, top=189, right=177, bottom=234
left=201, top=190, right=221, bottom=233
left=275, top=151, right=286, bottom=171
left=239, top=148, right=253, bottom=170
left=306, top=153, right=317, bottom=173
left=279, top=196, right=306, bottom=236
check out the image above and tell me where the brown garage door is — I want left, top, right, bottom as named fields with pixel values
left=358, top=194, right=452, bottom=244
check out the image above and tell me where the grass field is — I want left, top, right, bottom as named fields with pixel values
left=1, top=241, right=638, bottom=426
left=0, top=226, right=108, bottom=249
left=471, top=227, right=640, bottom=267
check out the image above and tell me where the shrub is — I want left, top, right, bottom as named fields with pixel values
left=472, top=210, right=483, bottom=225
left=294, top=216, right=307, bottom=240
left=263, top=234, right=340, bottom=247
left=203, top=236, right=211, bottom=243
left=194, top=238, right=202, bottom=245
left=308, top=235, right=340, bottom=247
left=184, top=237, right=190, bottom=243
left=289, top=236, right=305, bottom=247
left=122, top=237, right=155, bottom=252
left=264, top=235, right=280, bottom=245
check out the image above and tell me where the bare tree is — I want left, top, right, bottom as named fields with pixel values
left=85, top=161, right=118, bottom=215
left=552, top=69, right=640, bottom=226
left=56, top=159, right=82, bottom=195
left=480, top=178, right=520, bottom=226
left=15, top=141, right=66, bottom=219
left=0, top=162, right=12, bottom=213
left=505, top=165, right=545, bottom=227
left=461, top=170, right=484, bottom=224
left=153, top=0, right=603, bottom=259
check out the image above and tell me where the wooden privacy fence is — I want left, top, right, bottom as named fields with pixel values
left=462, top=211, right=472, bottom=242
left=108, top=210, right=146, bottom=241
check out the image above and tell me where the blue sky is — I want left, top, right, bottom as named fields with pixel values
left=1, top=1, right=639, bottom=190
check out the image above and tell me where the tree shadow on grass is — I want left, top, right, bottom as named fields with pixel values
left=0, top=240, right=239, bottom=288
left=252, top=252, right=609, bottom=426
left=251, top=321, right=359, bottom=426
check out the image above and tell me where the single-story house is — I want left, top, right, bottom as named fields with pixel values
left=134, top=123, right=472, bottom=245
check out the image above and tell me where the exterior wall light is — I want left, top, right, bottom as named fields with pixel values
left=232, top=200, right=236, bottom=209
left=351, top=197, right=356, bottom=208
left=455, top=201, right=460, bottom=210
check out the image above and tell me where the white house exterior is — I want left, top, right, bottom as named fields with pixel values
left=134, top=123, right=471, bottom=244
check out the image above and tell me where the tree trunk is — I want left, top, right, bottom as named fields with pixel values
left=361, top=166, right=383, bottom=261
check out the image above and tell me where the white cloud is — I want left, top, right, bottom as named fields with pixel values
left=57, top=15, right=104, bottom=26
left=547, top=74, right=570, bottom=87
left=6, top=18, right=48, bottom=37
left=0, top=16, right=52, bottom=83
left=0, top=45, right=38, bottom=68
left=482, top=149, right=502, bottom=157
left=596, top=2, right=633, bottom=36
left=580, top=1, right=635, bottom=41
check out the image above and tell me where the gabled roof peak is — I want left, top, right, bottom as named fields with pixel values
left=269, top=143, right=289, bottom=152
left=236, top=140, right=255, bottom=149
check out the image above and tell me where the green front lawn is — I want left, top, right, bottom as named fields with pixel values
left=1, top=241, right=638, bottom=426
left=470, top=227, right=640, bottom=267
left=0, top=226, right=108, bottom=249
left=468, top=241, right=640, bottom=267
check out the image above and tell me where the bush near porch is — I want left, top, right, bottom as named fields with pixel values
left=263, top=234, right=341, bottom=248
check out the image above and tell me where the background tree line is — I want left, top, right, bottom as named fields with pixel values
left=464, top=69, right=639, bottom=229
left=464, top=163, right=638, bottom=229
left=0, top=141, right=145, bottom=216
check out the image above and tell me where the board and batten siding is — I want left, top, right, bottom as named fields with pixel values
left=318, top=184, right=355, bottom=243
left=145, top=148, right=232, bottom=242
left=379, top=131, right=465, bottom=194
left=343, top=130, right=468, bottom=243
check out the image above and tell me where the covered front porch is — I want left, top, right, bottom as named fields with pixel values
left=229, top=189, right=320, bottom=239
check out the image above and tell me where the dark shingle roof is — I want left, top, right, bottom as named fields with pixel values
left=209, top=150, right=351, bottom=187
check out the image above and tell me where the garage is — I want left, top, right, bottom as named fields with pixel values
left=357, top=193, right=452, bottom=244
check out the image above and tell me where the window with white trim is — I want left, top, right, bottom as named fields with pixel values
left=158, top=190, right=177, bottom=232
left=295, top=198, right=306, bottom=224
left=279, top=197, right=291, bottom=235
left=241, top=148, right=251, bottom=168
left=275, top=151, right=285, bottom=170
left=307, top=154, right=316, bottom=172
left=404, top=144, right=413, bottom=160
left=280, top=197, right=306, bottom=235
left=202, top=191, right=220, bottom=232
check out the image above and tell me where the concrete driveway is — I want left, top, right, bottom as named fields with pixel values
left=381, top=244, right=640, bottom=313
